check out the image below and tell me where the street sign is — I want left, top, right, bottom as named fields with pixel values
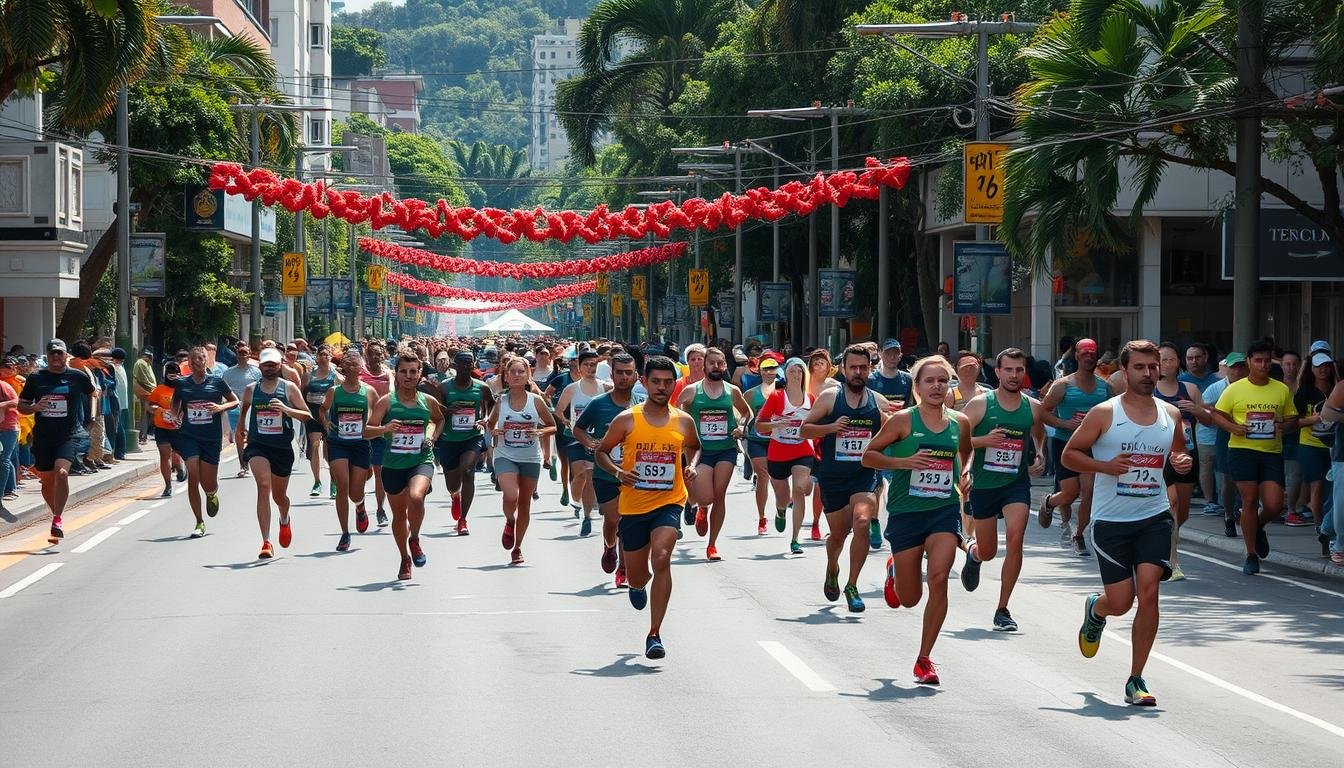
left=1222, top=208, right=1344, bottom=281
left=758, top=281, right=791, bottom=323
left=689, top=268, right=709, bottom=306
left=366, top=264, right=386, bottom=292
left=263, top=301, right=287, bottom=316
left=611, top=293, right=623, bottom=317
left=281, top=252, right=306, bottom=297
left=582, top=304, right=593, bottom=324
left=638, top=298, right=649, bottom=326
left=129, top=234, right=166, bottom=297
left=817, top=269, right=857, bottom=318
left=596, top=273, right=609, bottom=295
left=964, top=142, right=1008, bottom=224
left=388, top=301, right=400, bottom=321
left=953, top=241, right=1013, bottom=315
left=631, top=274, right=646, bottom=300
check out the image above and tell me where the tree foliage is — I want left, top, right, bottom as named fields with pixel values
left=331, top=26, right=388, bottom=78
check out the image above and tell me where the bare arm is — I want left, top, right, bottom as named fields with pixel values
left=1061, top=404, right=1135, bottom=476
left=1039, top=378, right=1074, bottom=430
left=799, top=389, right=841, bottom=439
left=595, top=412, right=633, bottom=485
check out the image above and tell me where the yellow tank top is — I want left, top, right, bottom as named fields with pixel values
left=617, top=404, right=689, bottom=516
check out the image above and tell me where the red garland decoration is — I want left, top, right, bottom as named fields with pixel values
left=405, top=300, right=539, bottom=315
left=364, top=239, right=685, bottom=279
left=207, top=157, right=912, bottom=245
left=385, top=271, right=595, bottom=303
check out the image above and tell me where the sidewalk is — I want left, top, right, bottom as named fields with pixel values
left=0, top=449, right=165, bottom=538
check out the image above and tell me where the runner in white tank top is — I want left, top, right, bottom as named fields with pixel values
left=492, top=358, right=557, bottom=566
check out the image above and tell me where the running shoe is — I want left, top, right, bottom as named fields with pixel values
left=1059, top=522, right=1073, bottom=548
left=329, top=482, right=337, bottom=500
left=1223, top=517, right=1237, bottom=538
left=259, top=540, right=274, bottom=559
left=992, top=607, right=1017, bottom=632
left=601, top=543, right=618, bottom=574
left=190, top=522, right=206, bottom=539
left=510, top=548, right=524, bottom=565
left=310, top=481, right=321, bottom=497
left=706, top=545, right=721, bottom=561
left=409, top=537, right=427, bottom=567
left=560, top=487, right=570, bottom=508
left=790, top=540, right=803, bottom=555
left=774, top=509, right=786, bottom=533
left=1284, top=510, right=1311, bottom=527
left=682, top=502, right=695, bottom=526
left=547, top=459, right=557, bottom=482
left=1332, top=551, right=1344, bottom=565
left=161, top=484, right=172, bottom=498
left=1072, top=536, right=1090, bottom=558
left=336, top=532, right=351, bottom=552
left=1169, top=564, right=1186, bottom=582
left=843, top=584, right=865, bottom=613
left=676, top=526, right=683, bottom=541
left=645, top=634, right=665, bottom=660
left=1201, top=502, right=1223, bottom=516
left=1037, top=497, right=1053, bottom=528
left=176, top=466, right=187, bottom=483
left=868, top=518, right=881, bottom=550
left=694, top=506, right=708, bottom=537
left=355, top=505, right=369, bottom=534
left=1243, top=554, right=1260, bottom=575
left=376, top=507, right=389, bottom=527
left=757, top=517, right=767, bottom=536
left=614, top=567, right=628, bottom=588
left=1124, top=676, right=1157, bottom=706
left=502, top=521, right=516, bottom=550
left=883, top=557, right=901, bottom=609
left=49, top=516, right=63, bottom=540
left=1255, top=524, right=1270, bottom=558
left=397, top=556, right=412, bottom=581
left=823, top=567, right=841, bottom=602
left=456, top=518, right=469, bottom=536
left=810, top=521, right=822, bottom=541
left=572, top=504, right=581, bottom=520
left=206, top=492, right=220, bottom=518
left=235, top=467, right=247, bottom=479
left=913, top=656, right=940, bottom=685
left=1078, top=593, right=1106, bottom=658
left=580, top=515, right=593, bottom=537
left=451, top=494, right=462, bottom=521
left=628, top=586, right=648, bottom=611
left=960, top=544, right=981, bottom=592
left=278, top=517, right=292, bottom=549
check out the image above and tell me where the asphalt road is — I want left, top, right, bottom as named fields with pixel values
left=1, top=453, right=1342, bottom=767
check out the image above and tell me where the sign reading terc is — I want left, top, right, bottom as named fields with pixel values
left=1221, top=208, right=1344, bottom=281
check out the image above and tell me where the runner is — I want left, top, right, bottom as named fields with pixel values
left=436, top=350, right=494, bottom=536
left=1154, top=342, right=1212, bottom=581
left=236, top=348, right=310, bottom=558
left=145, top=361, right=187, bottom=500
left=490, top=356, right=555, bottom=565
left=555, top=350, right=611, bottom=536
left=303, top=345, right=340, bottom=499
left=595, top=355, right=701, bottom=659
left=863, top=355, right=971, bottom=683
left=742, top=357, right=780, bottom=535
left=677, top=346, right=752, bottom=561
left=1211, top=339, right=1298, bottom=575
left=1039, top=338, right=1111, bottom=556
left=368, top=351, right=446, bottom=581
left=320, top=346, right=378, bottom=551
left=576, top=352, right=644, bottom=587
left=170, top=346, right=237, bottom=535
left=801, top=344, right=891, bottom=613
left=1067, top=339, right=1190, bottom=706
left=359, top=343, right=395, bottom=527
left=959, top=348, right=1048, bottom=631
left=671, top=343, right=706, bottom=529
left=756, top=357, right=817, bottom=554
left=544, top=350, right=577, bottom=508
left=532, top=344, right=558, bottom=477
left=220, top=343, right=261, bottom=478
left=804, top=347, right=840, bottom=541
left=17, top=339, right=97, bottom=544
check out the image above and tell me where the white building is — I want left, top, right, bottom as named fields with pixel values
left=269, top=0, right=333, bottom=170
left=530, top=19, right=583, bottom=172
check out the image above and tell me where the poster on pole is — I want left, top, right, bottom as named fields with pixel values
left=129, top=234, right=166, bottom=297
left=305, top=277, right=332, bottom=314
left=583, top=304, right=593, bottom=325
left=718, top=293, right=736, bottom=328
left=333, top=279, right=355, bottom=312
left=596, top=273, right=610, bottom=295
left=758, top=281, right=791, bottom=323
left=964, top=142, right=1008, bottom=224
left=631, top=274, right=647, bottom=300
left=817, top=269, right=857, bottom=318
left=611, top=293, right=623, bottom=317
left=366, top=264, right=386, bottom=292
left=388, top=300, right=400, bottom=321
left=688, top=269, right=709, bottom=307
left=362, top=290, right=380, bottom=318
left=953, top=241, right=1012, bottom=315
left=281, top=252, right=306, bottom=297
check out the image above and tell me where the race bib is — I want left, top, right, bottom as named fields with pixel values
left=984, top=437, right=1023, bottom=474
left=835, top=428, right=871, bottom=461
left=254, top=407, right=283, bottom=436
left=390, top=423, right=425, bottom=454
left=634, top=449, right=676, bottom=491
left=1118, top=452, right=1165, bottom=497
left=337, top=412, right=364, bottom=439
left=1245, top=411, right=1275, bottom=439
left=40, top=395, right=68, bottom=418
left=306, top=390, right=327, bottom=405
left=699, top=410, right=729, bottom=439
left=503, top=420, right=532, bottom=448
left=775, top=418, right=803, bottom=444
left=1181, top=422, right=1194, bottom=448
left=451, top=406, right=476, bottom=432
left=187, top=401, right=212, bottom=425
left=910, top=455, right=954, bottom=499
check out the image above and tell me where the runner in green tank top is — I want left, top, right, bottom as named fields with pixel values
left=320, top=347, right=379, bottom=552
left=863, top=355, right=972, bottom=685
left=369, top=352, right=445, bottom=582
left=960, top=348, right=1049, bottom=632
left=1040, top=338, right=1111, bottom=556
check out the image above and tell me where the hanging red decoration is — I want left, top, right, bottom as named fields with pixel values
left=385, top=272, right=596, bottom=303
left=405, top=300, right=542, bottom=315
left=207, top=157, right=912, bottom=245
left=364, top=239, right=685, bottom=279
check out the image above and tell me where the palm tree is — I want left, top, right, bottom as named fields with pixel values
left=0, top=0, right=163, bottom=127
left=554, top=0, right=743, bottom=165
left=445, top=139, right=532, bottom=208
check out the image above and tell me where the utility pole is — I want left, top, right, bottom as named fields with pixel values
left=294, top=147, right=306, bottom=326
left=1233, top=0, right=1263, bottom=352
left=877, top=185, right=890, bottom=342
left=249, top=109, right=262, bottom=349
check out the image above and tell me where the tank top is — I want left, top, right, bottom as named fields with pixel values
left=439, top=378, right=487, bottom=443
left=770, top=389, right=812, bottom=447
left=383, top=391, right=433, bottom=470
left=1296, top=387, right=1334, bottom=450
left=689, top=381, right=738, bottom=452
left=887, top=407, right=961, bottom=514
left=359, top=367, right=391, bottom=398
left=247, top=379, right=295, bottom=448
left=304, top=367, right=338, bottom=410
left=494, top=390, right=543, bottom=464
left=1091, top=395, right=1174, bottom=523
left=1054, top=375, right=1110, bottom=437
left=816, top=388, right=880, bottom=481
left=564, top=379, right=602, bottom=438
left=617, top=404, right=689, bottom=516
left=327, top=382, right=370, bottom=444
left=739, top=371, right=762, bottom=391
left=971, top=391, right=1034, bottom=489
left=745, top=386, right=771, bottom=444
left=1154, top=380, right=1195, bottom=451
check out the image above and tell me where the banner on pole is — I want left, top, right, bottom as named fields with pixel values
left=817, top=269, right=857, bottom=318
left=281, top=251, right=306, bottom=297
left=757, top=281, right=791, bottom=323
left=953, top=241, right=1012, bottom=315
left=688, top=269, right=709, bottom=306
left=596, top=273, right=610, bottom=295
left=963, top=142, right=1008, bottom=225
left=631, top=274, right=646, bottom=300
left=129, top=234, right=167, bottom=297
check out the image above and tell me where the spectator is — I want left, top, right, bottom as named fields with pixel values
left=0, top=357, right=19, bottom=505
left=133, top=347, right=157, bottom=443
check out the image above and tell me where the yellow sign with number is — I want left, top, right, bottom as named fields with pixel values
left=583, top=304, right=593, bottom=324
left=638, top=299, right=649, bottom=325
left=611, top=293, right=623, bottom=317
left=366, top=264, right=386, bottom=292
left=689, top=268, right=709, bottom=307
left=281, top=252, right=306, bottom=297
left=631, top=274, right=646, bottom=300
left=964, top=142, right=1008, bottom=224
left=596, top=273, right=609, bottom=295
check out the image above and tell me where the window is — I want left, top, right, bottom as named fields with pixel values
left=537, top=53, right=545, bottom=61
left=309, top=23, right=324, bottom=48
left=269, top=17, right=279, bottom=44
left=550, top=51, right=556, bottom=59
left=308, top=118, right=325, bottom=144
left=567, top=50, right=572, bottom=59
left=310, top=76, right=325, bottom=97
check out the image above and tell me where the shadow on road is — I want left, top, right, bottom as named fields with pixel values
left=571, top=653, right=661, bottom=677
left=0, top=548, right=57, bottom=556
left=295, top=550, right=359, bottom=558
left=838, top=678, right=941, bottom=701
left=738, top=552, right=794, bottom=561
left=338, top=580, right=419, bottom=592
left=1038, top=691, right=1160, bottom=720
left=457, top=563, right=515, bottom=572
left=776, top=605, right=863, bottom=625
left=140, top=536, right=190, bottom=543
left=203, top=559, right=276, bottom=569
left=944, top=626, right=1014, bottom=641
left=548, top=583, right=616, bottom=598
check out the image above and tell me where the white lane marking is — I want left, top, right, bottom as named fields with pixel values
left=1106, top=632, right=1344, bottom=739
left=0, top=563, right=64, bottom=599
left=1177, top=549, right=1344, bottom=600
left=119, top=509, right=153, bottom=525
left=757, top=640, right=836, bottom=692
left=449, top=594, right=475, bottom=600
left=150, top=500, right=167, bottom=508
left=405, top=608, right=600, bottom=616
left=71, top=527, right=121, bottom=554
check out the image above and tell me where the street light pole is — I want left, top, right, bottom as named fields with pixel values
left=249, top=109, right=262, bottom=349
left=294, top=146, right=306, bottom=328
left=734, top=148, right=743, bottom=343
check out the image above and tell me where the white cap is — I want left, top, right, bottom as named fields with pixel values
left=259, top=348, right=282, bottom=365
left=1311, top=352, right=1334, bottom=368
left=1310, top=340, right=1333, bottom=356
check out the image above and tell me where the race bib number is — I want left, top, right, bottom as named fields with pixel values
left=390, top=423, right=425, bottom=454
left=337, top=412, right=364, bottom=439
left=775, top=418, right=803, bottom=444
left=984, top=437, right=1023, bottom=474
left=451, top=407, right=476, bottom=432
left=503, top=420, right=532, bottom=448
left=699, top=411, right=729, bottom=439
left=634, top=449, right=676, bottom=491
left=40, top=395, right=68, bottom=418
left=1245, top=411, right=1276, bottom=439
left=187, top=401, right=212, bottom=425
left=306, top=390, right=327, bottom=405
left=1118, top=452, right=1165, bottom=497
left=910, top=456, right=954, bottom=499
left=1182, top=422, right=1194, bottom=448
left=255, top=408, right=283, bottom=436
left=835, top=428, right=871, bottom=461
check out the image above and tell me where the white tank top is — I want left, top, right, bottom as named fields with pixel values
left=1091, top=394, right=1174, bottom=524
left=568, top=380, right=601, bottom=425
left=772, top=390, right=813, bottom=445
left=494, top=390, right=543, bottom=463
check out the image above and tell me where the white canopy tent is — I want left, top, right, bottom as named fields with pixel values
left=470, top=309, right=555, bottom=336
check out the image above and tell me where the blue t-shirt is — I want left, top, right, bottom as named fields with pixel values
left=170, top=374, right=233, bottom=441
left=1196, top=377, right=1230, bottom=446
left=574, top=390, right=645, bottom=483
left=1179, top=370, right=1220, bottom=393
left=868, top=369, right=913, bottom=408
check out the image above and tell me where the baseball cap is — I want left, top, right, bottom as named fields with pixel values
left=259, top=348, right=283, bottom=364
left=1223, top=352, right=1247, bottom=366
left=881, top=338, right=902, bottom=351
left=46, top=339, right=67, bottom=353
left=758, top=357, right=780, bottom=371
left=453, top=350, right=474, bottom=365
left=1311, top=352, right=1334, bottom=368
left=1310, top=340, right=1333, bottom=356
left=141, top=347, right=154, bottom=357
left=1076, top=338, right=1098, bottom=354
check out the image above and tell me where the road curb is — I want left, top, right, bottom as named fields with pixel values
left=1180, top=524, right=1344, bottom=581
left=0, top=459, right=163, bottom=538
